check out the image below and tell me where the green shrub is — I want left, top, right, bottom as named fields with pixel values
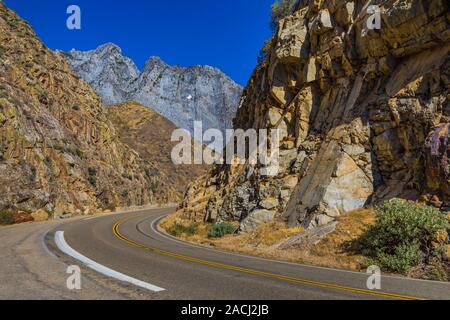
left=358, top=199, right=449, bottom=274
left=73, top=147, right=83, bottom=158
left=208, top=222, right=237, bottom=238
left=0, top=210, right=15, bottom=225
left=428, top=265, right=449, bottom=282
left=145, top=167, right=159, bottom=178
left=0, top=45, right=6, bottom=57
left=367, top=243, right=423, bottom=274
left=168, top=223, right=199, bottom=237
left=88, top=175, right=97, bottom=187
left=88, top=167, right=97, bottom=177
left=257, top=39, right=273, bottom=66
left=53, top=144, right=83, bottom=158
left=270, top=0, right=297, bottom=32
left=88, top=167, right=97, bottom=186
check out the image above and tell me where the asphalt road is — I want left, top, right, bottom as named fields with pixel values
left=42, top=207, right=449, bottom=300
left=0, top=216, right=146, bottom=299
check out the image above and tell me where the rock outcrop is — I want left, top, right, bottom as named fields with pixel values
left=0, top=3, right=177, bottom=215
left=59, top=43, right=138, bottom=105
left=179, top=0, right=450, bottom=231
left=61, top=45, right=243, bottom=136
left=425, top=123, right=450, bottom=207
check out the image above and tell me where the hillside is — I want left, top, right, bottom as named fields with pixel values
left=61, top=44, right=243, bottom=137
left=179, top=0, right=450, bottom=231
left=106, top=102, right=206, bottom=198
left=0, top=3, right=177, bottom=216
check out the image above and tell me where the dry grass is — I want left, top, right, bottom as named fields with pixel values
left=160, top=208, right=377, bottom=271
left=309, top=208, right=376, bottom=270
left=160, top=210, right=210, bottom=241
left=107, top=102, right=207, bottom=197
left=242, top=220, right=304, bottom=246
left=159, top=210, right=184, bottom=230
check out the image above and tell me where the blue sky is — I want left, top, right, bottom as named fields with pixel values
left=4, top=0, right=274, bottom=85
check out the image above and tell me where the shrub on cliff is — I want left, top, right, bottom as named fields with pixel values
left=208, top=222, right=236, bottom=238
left=0, top=44, right=6, bottom=57
left=358, top=199, right=449, bottom=274
left=270, top=0, right=297, bottom=32
left=0, top=210, right=15, bottom=225
left=257, top=39, right=274, bottom=66
left=168, top=223, right=199, bottom=237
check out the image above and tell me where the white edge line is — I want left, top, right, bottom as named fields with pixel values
left=150, top=215, right=450, bottom=286
left=54, top=231, right=165, bottom=292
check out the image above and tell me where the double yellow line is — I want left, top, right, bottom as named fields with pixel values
left=113, top=218, right=425, bottom=300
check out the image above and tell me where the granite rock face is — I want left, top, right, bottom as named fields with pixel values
left=62, top=45, right=243, bottom=136
left=425, top=123, right=450, bottom=204
left=179, top=0, right=450, bottom=231
left=60, top=43, right=139, bottom=105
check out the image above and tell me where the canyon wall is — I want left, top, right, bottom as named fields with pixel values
left=180, top=0, right=450, bottom=231
left=0, top=4, right=178, bottom=215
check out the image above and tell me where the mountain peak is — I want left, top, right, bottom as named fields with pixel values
left=146, top=55, right=164, bottom=64
left=61, top=43, right=139, bottom=105
left=63, top=47, right=243, bottom=135
left=97, top=42, right=122, bottom=52
left=142, top=56, right=167, bottom=72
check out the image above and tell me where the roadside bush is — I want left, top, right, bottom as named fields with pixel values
left=368, top=243, right=422, bottom=274
left=88, top=167, right=97, bottom=186
left=357, top=199, right=449, bottom=274
left=0, top=210, right=15, bottom=225
left=208, top=222, right=236, bottom=238
left=168, top=223, right=199, bottom=237
left=270, top=0, right=297, bottom=32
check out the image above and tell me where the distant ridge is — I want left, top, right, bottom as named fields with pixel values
left=61, top=44, right=243, bottom=136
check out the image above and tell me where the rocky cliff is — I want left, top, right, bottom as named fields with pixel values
left=179, top=0, right=450, bottom=231
left=61, top=45, right=243, bottom=136
left=59, top=43, right=138, bottom=105
left=0, top=3, right=178, bottom=215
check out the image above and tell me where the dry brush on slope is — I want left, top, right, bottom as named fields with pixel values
left=107, top=102, right=207, bottom=202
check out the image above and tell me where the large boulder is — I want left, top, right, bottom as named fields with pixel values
left=31, top=209, right=49, bottom=222
left=240, top=209, right=276, bottom=233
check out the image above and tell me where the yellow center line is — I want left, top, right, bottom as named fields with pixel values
left=112, top=218, right=426, bottom=300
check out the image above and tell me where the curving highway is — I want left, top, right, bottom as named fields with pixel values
left=1, top=207, right=449, bottom=300
left=47, top=208, right=450, bottom=300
